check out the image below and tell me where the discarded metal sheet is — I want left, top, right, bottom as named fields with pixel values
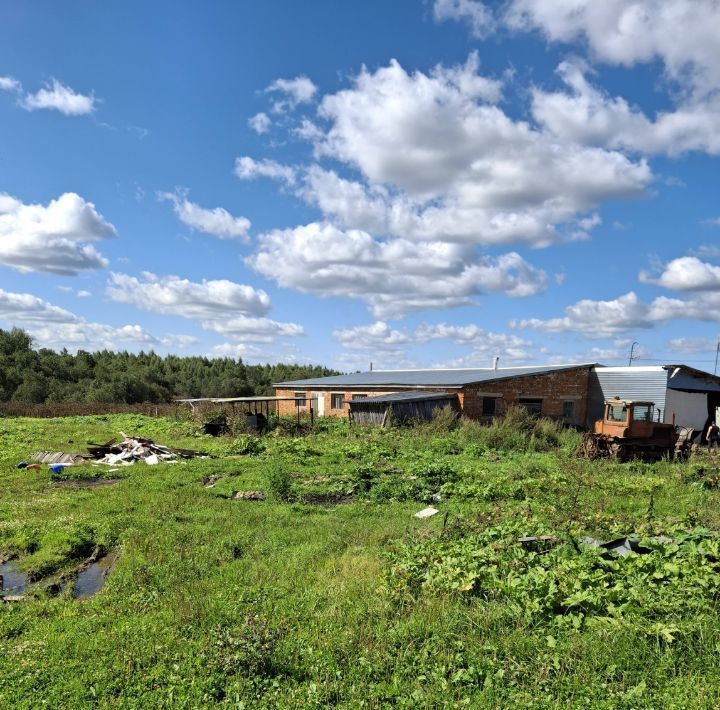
left=31, top=451, right=89, bottom=465
left=580, top=535, right=671, bottom=556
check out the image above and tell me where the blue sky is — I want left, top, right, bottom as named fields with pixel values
left=1, top=0, right=719, bottom=371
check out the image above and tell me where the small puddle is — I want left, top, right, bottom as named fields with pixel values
left=0, top=560, right=29, bottom=596
left=53, top=478, right=123, bottom=489
left=73, top=551, right=118, bottom=599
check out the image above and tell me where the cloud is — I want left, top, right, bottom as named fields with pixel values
left=0, top=192, right=115, bottom=274
left=209, top=342, right=296, bottom=363
left=76, top=290, right=92, bottom=298
left=106, top=272, right=303, bottom=344
left=667, top=337, right=719, bottom=354
left=266, top=76, right=317, bottom=110
left=505, top=0, right=720, bottom=96
left=0, top=287, right=194, bottom=353
left=248, top=112, right=271, bottom=134
left=249, top=222, right=547, bottom=318
left=20, top=79, right=95, bottom=115
left=0, top=288, right=77, bottom=324
left=532, top=60, right=720, bottom=155
left=234, top=156, right=297, bottom=185
left=702, top=217, right=720, bottom=227
left=639, top=256, right=720, bottom=291
left=331, top=319, right=534, bottom=368
left=433, top=0, right=496, bottom=38
left=203, top=315, right=304, bottom=343
left=511, top=291, right=699, bottom=338
left=158, top=190, right=251, bottom=241
left=0, top=75, right=22, bottom=93
left=308, top=54, right=649, bottom=246
left=333, top=321, right=410, bottom=351
left=106, top=272, right=272, bottom=319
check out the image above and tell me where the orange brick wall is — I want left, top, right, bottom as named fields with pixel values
left=461, top=367, right=592, bottom=425
left=274, top=388, right=457, bottom=418
left=275, top=367, right=592, bottom=424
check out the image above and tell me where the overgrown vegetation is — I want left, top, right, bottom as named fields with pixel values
left=0, top=327, right=336, bottom=403
left=1, top=412, right=720, bottom=706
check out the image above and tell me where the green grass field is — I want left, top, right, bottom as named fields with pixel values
left=1, top=412, right=719, bottom=708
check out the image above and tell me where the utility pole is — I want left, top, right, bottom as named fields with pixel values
left=628, top=341, right=639, bottom=366
left=715, top=342, right=719, bottom=375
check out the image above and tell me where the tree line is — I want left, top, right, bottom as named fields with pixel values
left=0, top=328, right=337, bottom=404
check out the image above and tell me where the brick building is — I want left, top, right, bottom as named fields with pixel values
left=274, top=363, right=596, bottom=425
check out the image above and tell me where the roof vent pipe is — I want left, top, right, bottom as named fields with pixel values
left=492, top=357, right=499, bottom=371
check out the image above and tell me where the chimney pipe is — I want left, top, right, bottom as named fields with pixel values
left=492, top=356, right=499, bottom=371
left=370, top=362, right=373, bottom=372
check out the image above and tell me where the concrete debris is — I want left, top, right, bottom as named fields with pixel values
left=414, top=506, right=439, bottom=519
left=88, top=434, right=207, bottom=466
left=431, top=492, right=442, bottom=502
left=203, top=475, right=221, bottom=488
left=231, top=490, right=266, bottom=501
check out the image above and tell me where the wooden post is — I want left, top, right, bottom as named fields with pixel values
left=310, top=405, right=314, bottom=427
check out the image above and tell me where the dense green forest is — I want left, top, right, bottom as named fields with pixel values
left=0, top=328, right=337, bottom=403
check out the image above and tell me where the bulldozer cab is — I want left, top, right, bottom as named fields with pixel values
left=595, top=399, right=656, bottom=439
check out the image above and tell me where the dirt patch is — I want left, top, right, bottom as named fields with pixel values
left=232, top=490, right=266, bottom=501
left=301, top=475, right=332, bottom=484
left=52, top=477, right=123, bottom=489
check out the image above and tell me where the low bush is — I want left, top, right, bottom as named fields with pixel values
left=267, top=466, right=294, bottom=502
left=386, top=521, right=720, bottom=638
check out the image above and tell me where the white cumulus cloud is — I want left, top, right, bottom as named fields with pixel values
left=0, top=192, right=115, bottom=274
left=158, top=190, right=251, bottom=241
left=234, top=156, right=297, bottom=185
left=433, top=0, right=496, bottom=38
left=106, top=272, right=272, bottom=319
left=0, top=75, right=22, bottom=92
left=0, top=287, right=194, bottom=353
left=248, top=112, right=271, bottom=134
left=248, top=221, right=547, bottom=319
left=308, top=54, right=649, bottom=247
left=20, top=79, right=95, bottom=115
left=511, top=291, right=695, bottom=338
left=505, top=0, right=720, bottom=97
left=106, top=272, right=303, bottom=344
left=639, top=256, right=720, bottom=291
left=532, top=60, right=720, bottom=155
left=266, top=75, right=318, bottom=110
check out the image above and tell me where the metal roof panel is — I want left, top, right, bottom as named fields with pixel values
left=274, top=363, right=596, bottom=388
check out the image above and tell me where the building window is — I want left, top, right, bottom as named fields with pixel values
left=331, top=393, right=344, bottom=409
left=482, top=397, right=497, bottom=417
left=519, top=397, right=543, bottom=415
left=563, top=400, right=575, bottom=419
left=294, top=391, right=307, bottom=408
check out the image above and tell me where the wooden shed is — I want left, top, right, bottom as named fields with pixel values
left=348, top=391, right=459, bottom=426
